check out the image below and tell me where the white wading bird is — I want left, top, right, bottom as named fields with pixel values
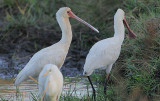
left=14, top=7, right=99, bottom=85
left=83, top=9, right=136, bottom=99
left=38, top=64, right=63, bottom=101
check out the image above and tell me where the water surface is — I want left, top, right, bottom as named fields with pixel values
left=0, top=77, right=96, bottom=100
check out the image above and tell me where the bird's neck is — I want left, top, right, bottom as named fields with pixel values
left=57, top=16, right=72, bottom=45
left=113, top=18, right=125, bottom=43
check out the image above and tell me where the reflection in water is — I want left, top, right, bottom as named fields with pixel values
left=0, top=79, right=38, bottom=101
left=0, top=77, right=96, bottom=100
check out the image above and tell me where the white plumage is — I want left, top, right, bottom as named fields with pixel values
left=83, top=8, right=136, bottom=76
left=83, top=37, right=121, bottom=76
left=83, top=9, right=136, bottom=96
left=38, top=64, right=63, bottom=101
left=14, top=7, right=98, bottom=85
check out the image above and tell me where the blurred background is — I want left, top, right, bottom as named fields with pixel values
left=0, top=0, right=160, bottom=100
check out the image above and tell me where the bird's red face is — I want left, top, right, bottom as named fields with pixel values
left=67, top=10, right=99, bottom=33
left=67, top=11, right=74, bottom=18
left=123, top=16, right=136, bottom=38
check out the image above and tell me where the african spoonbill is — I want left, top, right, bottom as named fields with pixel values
left=14, top=7, right=99, bottom=85
left=83, top=9, right=136, bottom=99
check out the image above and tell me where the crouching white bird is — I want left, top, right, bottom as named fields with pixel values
left=83, top=9, right=136, bottom=99
left=14, top=7, right=99, bottom=85
left=38, top=64, right=63, bottom=101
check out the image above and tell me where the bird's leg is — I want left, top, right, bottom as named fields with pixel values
left=104, top=74, right=109, bottom=94
left=87, top=76, right=96, bottom=101
left=104, top=64, right=113, bottom=94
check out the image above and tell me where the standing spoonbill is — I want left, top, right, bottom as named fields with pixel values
left=83, top=9, right=136, bottom=99
left=14, top=7, right=99, bottom=85
left=38, top=64, right=63, bottom=101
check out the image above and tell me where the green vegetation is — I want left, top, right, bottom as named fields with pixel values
left=0, top=0, right=160, bottom=101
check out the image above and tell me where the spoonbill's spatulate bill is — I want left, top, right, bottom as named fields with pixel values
left=83, top=8, right=136, bottom=99
left=14, top=7, right=99, bottom=85
left=38, top=64, right=63, bottom=101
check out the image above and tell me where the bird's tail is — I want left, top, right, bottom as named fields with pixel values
left=14, top=69, right=28, bottom=86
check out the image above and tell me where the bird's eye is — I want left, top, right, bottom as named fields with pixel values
left=67, top=11, right=69, bottom=13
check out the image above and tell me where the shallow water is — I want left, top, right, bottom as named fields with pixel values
left=0, top=77, right=96, bottom=101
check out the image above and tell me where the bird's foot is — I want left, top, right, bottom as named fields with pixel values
left=92, top=90, right=96, bottom=101
left=104, top=86, right=107, bottom=94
